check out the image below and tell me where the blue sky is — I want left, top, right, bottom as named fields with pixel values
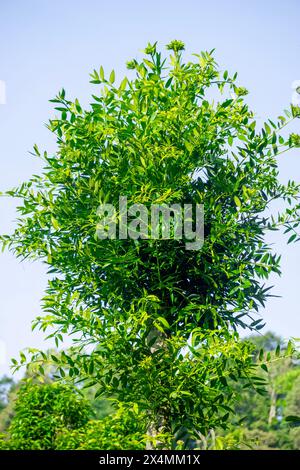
left=0, top=0, right=299, bottom=376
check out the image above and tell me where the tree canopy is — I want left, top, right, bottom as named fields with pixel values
left=1, top=40, right=300, bottom=447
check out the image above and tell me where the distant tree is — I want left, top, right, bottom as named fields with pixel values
left=0, top=376, right=14, bottom=412
left=244, top=332, right=284, bottom=356
left=1, top=383, right=91, bottom=449
left=285, top=374, right=300, bottom=418
left=242, top=332, right=292, bottom=425
left=83, top=385, right=114, bottom=420
left=223, top=333, right=300, bottom=449
left=0, top=376, right=17, bottom=434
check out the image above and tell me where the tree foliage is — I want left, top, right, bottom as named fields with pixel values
left=0, top=376, right=14, bottom=412
left=220, top=333, right=300, bottom=449
left=0, top=383, right=91, bottom=449
left=55, top=406, right=147, bottom=450
left=1, top=41, right=300, bottom=446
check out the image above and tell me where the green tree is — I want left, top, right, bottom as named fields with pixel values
left=0, top=376, right=16, bottom=434
left=1, top=41, right=300, bottom=447
left=285, top=374, right=300, bottom=418
left=0, top=376, right=14, bottom=412
left=55, top=406, right=147, bottom=450
left=0, top=396, right=15, bottom=434
left=1, top=383, right=91, bottom=449
left=245, top=332, right=284, bottom=357
left=222, top=333, right=300, bottom=449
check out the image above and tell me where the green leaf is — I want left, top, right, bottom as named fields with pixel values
left=99, top=66, right=105, bottom=80
left=95, top=387, right=104, bottom=399
left=234, top=196, right=241, bottom=208
left=285, top=415, right=300, bottom=424
left=119, top=77, right=128, bottom=92
left=155, top=317, right=170, bottom=330
left=288, top=233, right=297, bottom=244
left=286, top=340, right=293, bottom=356
left=260, top=363, right=268, bottom=373
left=51, top=216, right=60, bottom=230
left=109, top=70, right=115, bottom=84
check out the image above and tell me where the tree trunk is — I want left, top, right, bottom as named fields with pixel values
left=268, top=385, right=277, bottom=425
left=146, top=327, right=168, bottom=449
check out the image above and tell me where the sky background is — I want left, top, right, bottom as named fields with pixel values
left=0, top=0, right=299, bottom=376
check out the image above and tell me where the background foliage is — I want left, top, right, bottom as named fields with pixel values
left=0, top=333, right=299, bottom=450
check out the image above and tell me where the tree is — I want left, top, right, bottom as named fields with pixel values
left=242, top=332, right=293, bottom=426
left=245, top=331, right=284, bottom=357
left=285, top=374, right=300, bottom=417
left=0, top=376, right=14, bottom=412
left=0, top=376, right=16, bottom=434
left=55, top=406, right=147, bottom=450
left=1, top=40, right=300, bottom=448
left=0, top=382, right=91, bottom=449
left=221, top=333, right=300, bottom=450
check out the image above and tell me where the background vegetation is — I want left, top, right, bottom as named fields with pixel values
left=0, top=332, right=299, bottom=450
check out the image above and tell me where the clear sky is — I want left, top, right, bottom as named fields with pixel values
left=0, top=0, right=299, bottom=376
